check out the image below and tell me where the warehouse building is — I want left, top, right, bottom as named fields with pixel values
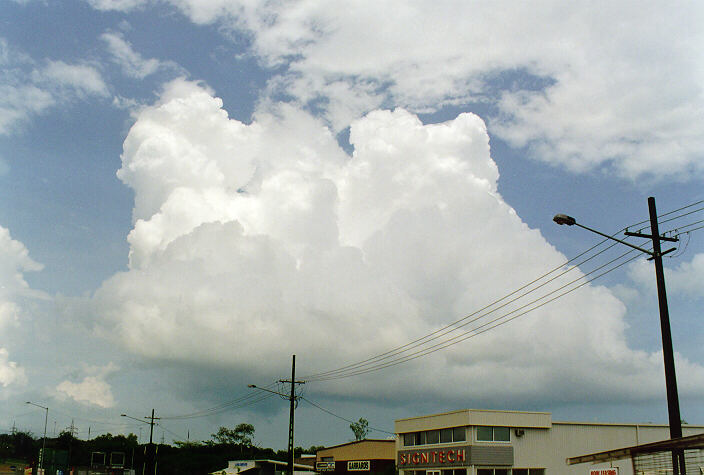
left=316, top=439, right=396, bottom=475
left=395, top=409, right=704, bottom=475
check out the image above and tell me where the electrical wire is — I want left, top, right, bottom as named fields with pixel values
left=97, top=200, right=704, bottom=423
left=308, top=249, right=643, bottom=381
left=156, top=422, right=187, bottom=442
left=301, top=206, right=704, bottom=382
left=160, top=391, right=276, bottom=420
left=300, top=237, right=623, bottom=381
left=299, top=397, right=395, bottom=436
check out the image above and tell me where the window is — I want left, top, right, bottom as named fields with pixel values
left=494, top=427, right=510, bottom=442
left=442, top=470, right=466, bottom=475
left=476, top=426, right=493, bottom=441
left=476, top=470, right=509, bottom=475
left=402, top=427, right=466, bottom=446
left=476, top=426, right=510, bottom=442
left=512, top=470, right=544, bottom=475
left=440, top=429, right=453, bottom=443
left=426, top=430, right=440, bottom=444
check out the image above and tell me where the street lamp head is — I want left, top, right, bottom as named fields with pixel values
left=553, top=214, right=576, bottom=226
left=120, top=414, right=127, bottom=417
left=248, top=384, right=257, bottom=388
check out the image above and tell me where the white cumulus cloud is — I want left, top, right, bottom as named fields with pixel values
left=0, top=348, right=26, bottom=387
left=56, top=364, right=118, bottom=408
left=86, top=80, right=704, bottom=407
left=629, top=253, right=704, bottom=298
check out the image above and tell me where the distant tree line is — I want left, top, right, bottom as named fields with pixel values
left=0, top=424, right=323, bottom=475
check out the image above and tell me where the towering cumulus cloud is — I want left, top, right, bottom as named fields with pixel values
left=91, top=79, right=704, bottom=404
left=0, top=226, right=41, bottom=388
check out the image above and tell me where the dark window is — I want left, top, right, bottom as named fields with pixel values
left=453, top=470, right=466, bottom=475
left=452, top=427, right=466, bottom=442
left=494, top=427, right=510, bottom=442
left=404, top=433, right=415, bottom=446
left=440, top=428, right=453, bottom=443
left=476, top=470, right=492, bottom=475
left=426, top=430, right=440, bottom=444
left=476, top=426, right=493, bottom=441
left=417, top=432, right=426, bottom=445
left=513, top=470, right=528, bottom=475
left=494, top=470, right=509, bottom=475
left=476, top=426, right=510, bottom=442
left=529, top=470, right=545, bottom=475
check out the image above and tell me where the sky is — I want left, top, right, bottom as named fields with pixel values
left=2, top=0, right=704, bottom=452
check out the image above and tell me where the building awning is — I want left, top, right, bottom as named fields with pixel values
left=567, top=432, right=704, bottom=465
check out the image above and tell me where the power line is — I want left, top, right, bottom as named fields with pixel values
left=301, top=208, right=704, bottom=382
left=308, top=249, right=643, bottom=381
left=300, top=237, right=623, bottom=381
left=160, top=389, right=276, bottom=420
left=299, top=397, right=395, bottom=436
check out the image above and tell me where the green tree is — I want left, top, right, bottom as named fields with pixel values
left=211, top=423, right=255, bottom=447
left=350, top=418, right=369, bottom=441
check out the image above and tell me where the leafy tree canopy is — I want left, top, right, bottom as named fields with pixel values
left=211, top=423, right=255, bottom=447
left=350, top=418, right=369, bottom=441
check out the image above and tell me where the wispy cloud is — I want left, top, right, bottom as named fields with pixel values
left=0, top=38, right=110, bottom=134
left=42, top=60, right=110, bottom=97
left=102, top=32, right=182, bottom=79
left=102, top=1, right=704, bottom=180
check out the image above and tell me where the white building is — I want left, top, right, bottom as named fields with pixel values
left=395, top=409, right=704, bottom=475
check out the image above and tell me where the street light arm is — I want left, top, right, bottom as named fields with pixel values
left=553, top=214, right=654, bottom=256
left=121, top=414, right=150, bottom=425
left=27, top=401, right=48, bottom=470
left=248, top=384, right=289, bottom=398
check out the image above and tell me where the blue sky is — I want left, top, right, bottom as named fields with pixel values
left=2, top=0, right=704, bottom=451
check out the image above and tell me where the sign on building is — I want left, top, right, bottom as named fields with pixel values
left=316, top=461, right=336, bottom=471
left=590, top=469, right=618, bottom=475
left=347, top=460, right=370, bottom=471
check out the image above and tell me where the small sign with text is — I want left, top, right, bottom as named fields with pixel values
left=590, top=469, right=618, bottom=475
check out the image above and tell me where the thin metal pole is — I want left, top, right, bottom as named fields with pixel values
left=288, top=355, right=296, bottom=475
left=648, top=197, right=684, bottom=474
left=148, top=409, right=156, bottom=475
left=42, top=406, right=48, bottom=471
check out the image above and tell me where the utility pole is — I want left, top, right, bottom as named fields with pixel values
left=147, top=409, right=158, bottom=475
left=249, top=355, right=305, bottom=475
left=555, top=196, right=684, bottom=474
left=280, top=355, right=305, bottom=475
left=121, top=409, right=159, bottom=475
left=625, top=197, right=684, bottom=473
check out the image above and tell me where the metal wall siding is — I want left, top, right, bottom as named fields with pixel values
left=469, top=445, right=514, bottom=466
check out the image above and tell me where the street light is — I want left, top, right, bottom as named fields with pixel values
left=26, top=401, right=48, bottom=470
left=554, top=196, right=684, bottom=474
left=249, top=355, right=304, bottom=475
left=122, top=410, right=158, bottom=475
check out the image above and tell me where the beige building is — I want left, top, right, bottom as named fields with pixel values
left=395, top=409, right=704, bottom=475
left=316, top=439, right=396, bottom=475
